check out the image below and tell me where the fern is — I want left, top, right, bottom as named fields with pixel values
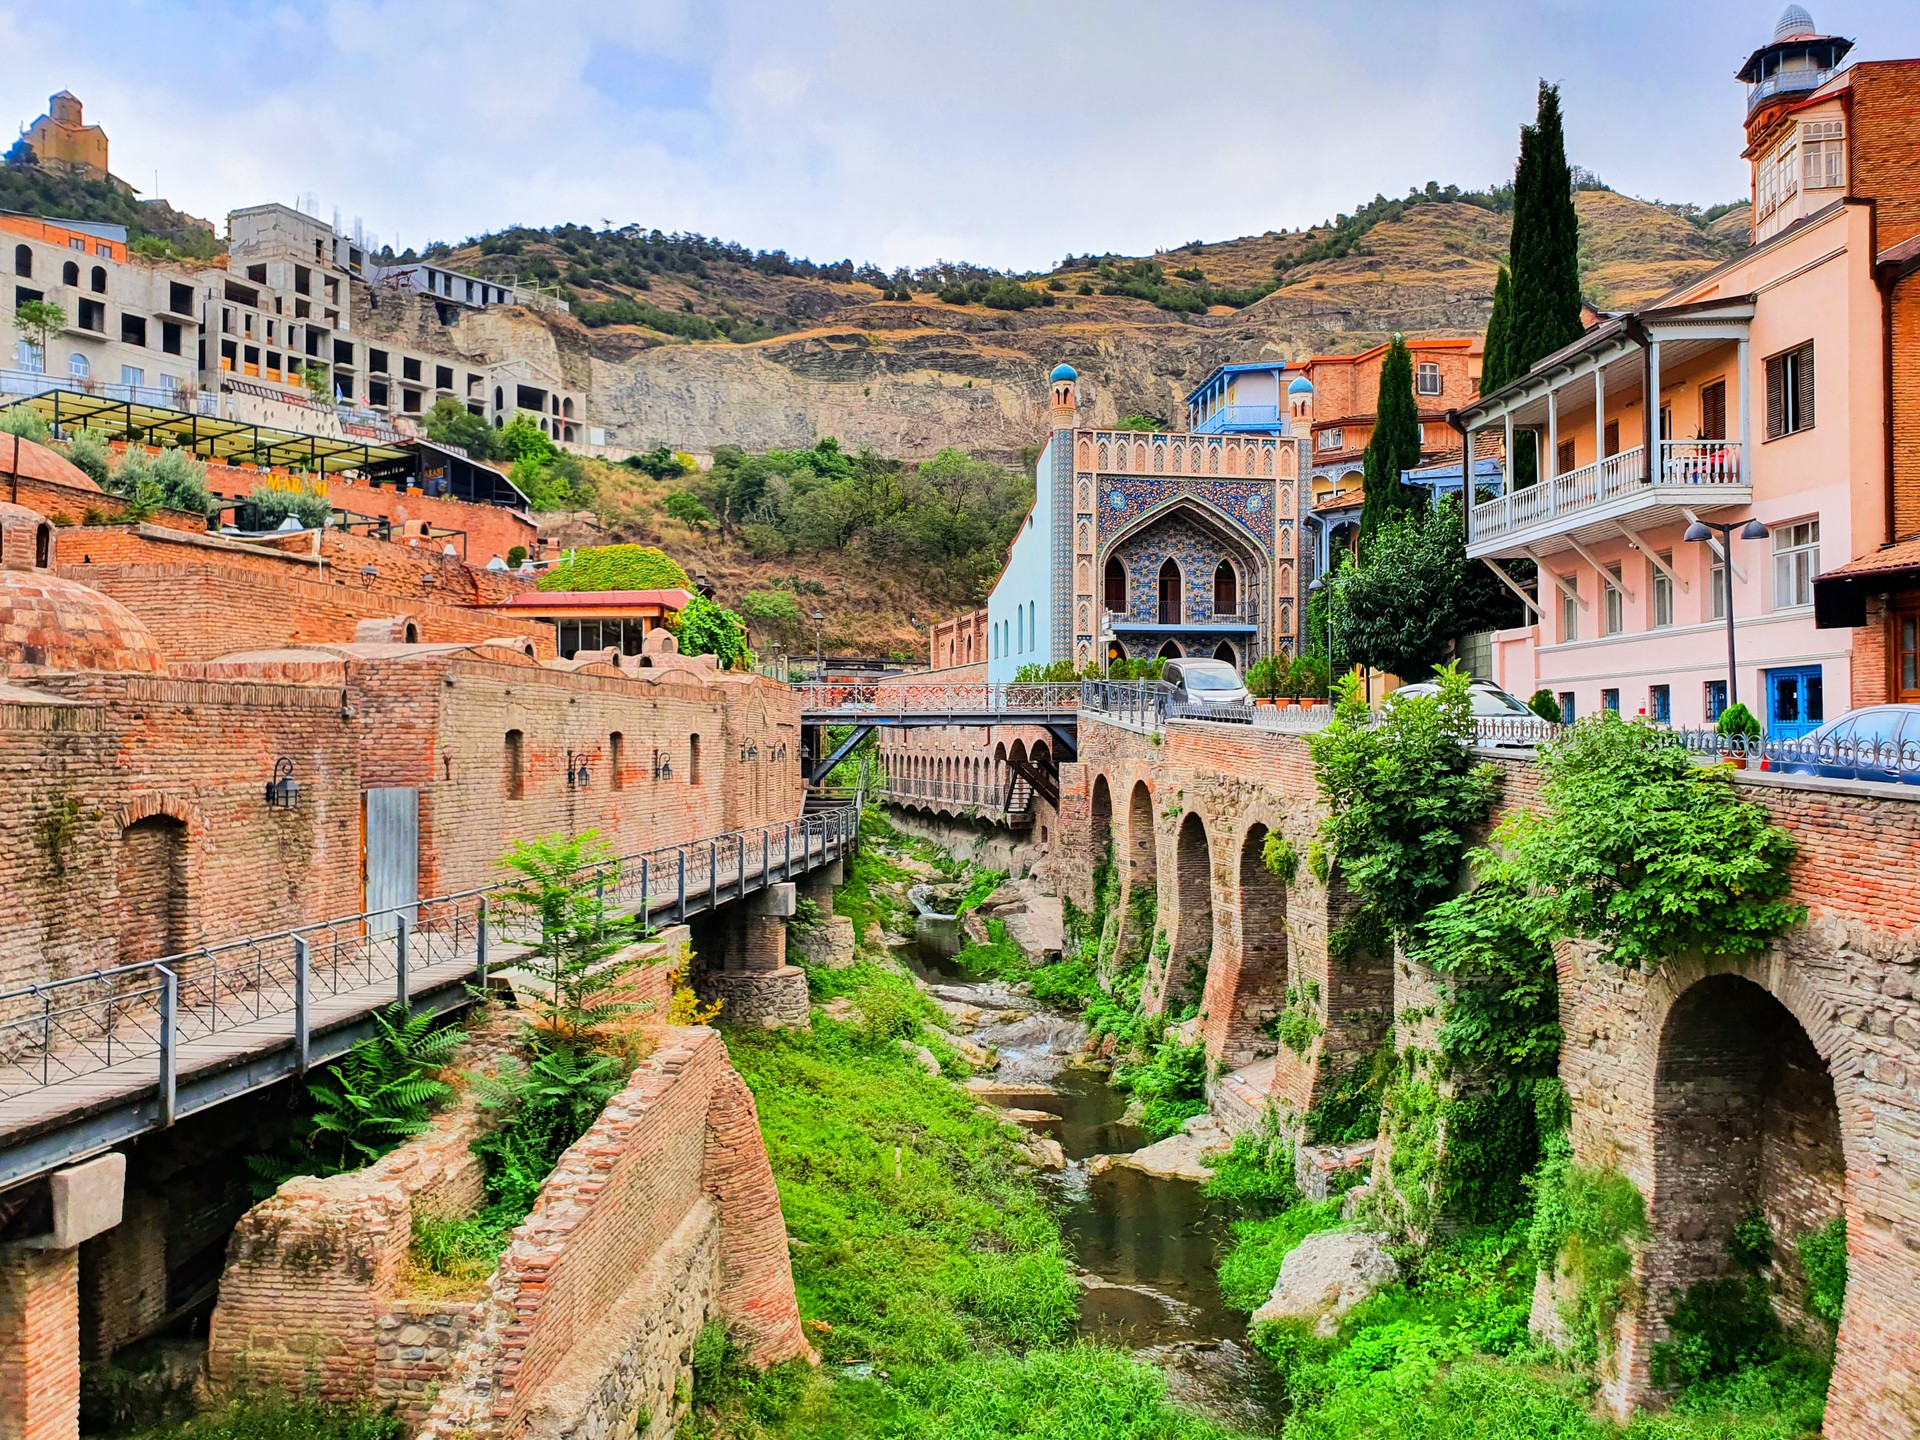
left=470, top=1040, right=622, bottom=1214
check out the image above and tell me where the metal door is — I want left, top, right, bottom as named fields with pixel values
left=1765, top=666, right=1824, bottom=741
left=363, top=787, right=419, bottom=928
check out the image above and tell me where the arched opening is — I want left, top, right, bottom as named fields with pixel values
left=35, top=523, right=53, bottom=568
left=89, top=266, right=106, bottom=294
left=62, top=260, right=78, bottom=286
left=1157, top=640, right=1182, bottom=660
left=1647, top=975, right=1847, bottom=1376
left=1126, top=781, right=1156, bottom=892
left=1158, top=559, right=1182, bottom=625
left=1090, top=774, right=1113, bottom=870
left=1207, top=823, right=1289, bottom=1068
left=116, top=814, right=188, bottom=964
left=1214, top=560, right=1238, bottom=616
left=1163, top=812, right=1213, bottom=1015
left=14, top=244, right=31, bottom=277
left=1104, top=556, right=1127, bottom=613
left=1213, top=641, right=1238, bottom=667
left=505, top=729, right=525, bottom=799
left=69, top=352, right=88, bottom=380
left=1106, top=641, right=1126, bottom=668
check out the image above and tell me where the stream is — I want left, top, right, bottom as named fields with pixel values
left=905, top=886, right=1283, bottom=1434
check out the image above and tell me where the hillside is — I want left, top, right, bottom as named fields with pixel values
left=430, top=189, right=1748, bottom=460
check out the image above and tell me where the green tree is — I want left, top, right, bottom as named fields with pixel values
left=1337, top=499, right=1520, bottom=678
left=1507, top=82, right=1585, bottom=379
left=111, top=447, right=215, bottom=518
left=13, top=299, right=64, bottom=371
left=1360, top=335, right=1425, bottom=540
left=58, top=427, right=111, bottom=486
left=497, top=831, right=646, bottom=1040
left=630, top=444, right=691, bottom=481
left=495, top=411, right=558, bottom=468
left=423, top=397, right=496, bottom=461
left=302, top=362, right=333, bottom=404
left=673, top=592, right=752, bottom=669
left=664, top=490, right=713, bottom=534
left=739, top=587, right=803, bottom=645
left=1480, top=264, right=1515, bottom=394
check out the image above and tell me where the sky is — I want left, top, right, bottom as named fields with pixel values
left=5, top=0, right=1919, bottom=273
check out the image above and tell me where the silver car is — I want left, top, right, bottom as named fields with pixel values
left=1390, top=680, right=1554, bottom=747
left=1164, top=658, right=1250, bottom=707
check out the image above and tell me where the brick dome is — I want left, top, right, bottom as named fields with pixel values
left=0, top=434, right=103, bottom=493
left=0, top=569, right=168, bottom=676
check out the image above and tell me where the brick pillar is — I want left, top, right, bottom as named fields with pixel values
left=702, top=1068, right=816, bottom=1368
left=703, top=885, right=810, bottom=1030
left=0, top=1248, right=80, bottom=1440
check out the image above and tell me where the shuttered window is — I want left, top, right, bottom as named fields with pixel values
left=1765, top=343, right=1814, bottom=438
left=1556, top=439, right=1576, bottom=473
left=1700, top=380, right=1726, bottom=441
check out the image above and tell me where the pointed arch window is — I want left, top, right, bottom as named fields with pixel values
left=1214, top=561, right=1238, bottom=616
left=1157, top=559, right=1182, bottom=625
left=1104, top=556, right=1126, bottom=613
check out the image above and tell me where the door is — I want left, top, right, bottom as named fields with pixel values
left=1158, top=560, right=1182, bottom=625
left=363, top=787, right=420, bottom=928
left=1896, top=606, right=1920, bottom=703
left=1765, top=666, right=1824, bottom=741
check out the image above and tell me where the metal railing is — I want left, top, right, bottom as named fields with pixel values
left=0, top=805, right=859, bottom=1113
left=796, top=681, right=1081, bottom=719
left=0, top=366, right=219, bottom=416
left=874, top=775, right=1032, bottom=817
left=1079, top=679, right=1172, bottom=730
left=1470, top=442, right=1750, bottom=543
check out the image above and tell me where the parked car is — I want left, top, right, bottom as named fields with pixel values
left=1388, top=680, right=1554, bottom=747
left=1770, top=704, right=1920, bottom=784
left=1164, top=658, right=1250, bottom=710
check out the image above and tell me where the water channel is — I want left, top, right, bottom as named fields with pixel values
left=905, top=885, right=1282, bottom=1433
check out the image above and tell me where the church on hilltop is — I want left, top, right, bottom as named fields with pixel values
left=980, top=363, right=1308, bottom=681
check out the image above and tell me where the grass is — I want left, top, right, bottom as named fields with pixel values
left=1217, top=1198, right=1346, bottom=1313
left=403, top=1206, right=521, bottom=1296
left=834, top=813, right=917, bottom=945
left=690, top=963, right=1252, bottom=1439
left=120, top=1398, right=403, bottom=1440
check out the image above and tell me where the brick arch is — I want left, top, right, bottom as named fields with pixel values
left=113, top=792, right=207, bottom=836
left=1147, top=810, right=1214, bottom=1017
left=1090, top=773, right=1114, bottom=865
left=1198, top=818, right=1291, bottom=1069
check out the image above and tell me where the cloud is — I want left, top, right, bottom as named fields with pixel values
left=5, top=0, right=1917, bottom=269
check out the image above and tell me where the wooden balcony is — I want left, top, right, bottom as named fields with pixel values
left=1467, top=442, right=1750, bottom=560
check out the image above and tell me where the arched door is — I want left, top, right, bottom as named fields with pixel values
left=1157, top=560, right=1182, bottom=625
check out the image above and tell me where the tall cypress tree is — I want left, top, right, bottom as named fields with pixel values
left=1480, top=264, right=1514, bottom=394
left=1507, top=81, right=1585, bottom=378
left=1361, top=335, right=1425, bottom=541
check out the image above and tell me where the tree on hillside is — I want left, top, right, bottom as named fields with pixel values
left=1480, top=265, right=1515, bottom=394
left=1337, top=498, right=1523, bottom=677
left=424, top=397, right=496, bottom=461
left=739, top=588, right=804, bottom=647
left=1360, top=335, right=1426, bottom=541
left=629, top=445, right=692, bottom=481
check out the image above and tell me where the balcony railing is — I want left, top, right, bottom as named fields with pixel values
left=1190, top=404, right=1285, bottom=434
left=0, top=368, right=216, bottom=415
left=1471, top=441, right=1748, bottom=545
left=1747, top=66, right=1833, bottom=114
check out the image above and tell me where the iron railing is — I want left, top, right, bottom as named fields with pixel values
left=1079, top=679, right=1172, bottom=730
left=796, top=681, right=1081, bottom=718
left=0, top=805, right=859, bottom=1112
left=874, top=775, right=1033, bottom=818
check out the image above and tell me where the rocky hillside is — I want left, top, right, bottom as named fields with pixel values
left=439, top=191, right=1749, bottom=461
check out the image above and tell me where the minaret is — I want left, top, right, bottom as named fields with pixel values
left=1047, top=363, right=1080, bottom=668
left=1049, top=363, right=1079, bottom=425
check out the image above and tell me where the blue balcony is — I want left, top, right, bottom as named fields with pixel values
left=1190, top=404, right=1286, bottom=436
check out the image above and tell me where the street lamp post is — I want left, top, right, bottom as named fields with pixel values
left=1308, top=574, right=1337, bottom=676
left=1683, top=517, right=1771, bottom=714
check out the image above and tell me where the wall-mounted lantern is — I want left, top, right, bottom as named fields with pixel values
left=265, top=757, right=301, bottom=810
left=565, top=748, right=594, bottom=789
left=652, top=747, right=673, bottom=781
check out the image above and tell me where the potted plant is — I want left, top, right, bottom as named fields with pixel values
left=1292, top=654, right=1330, bottom=706
left=1715, top=701, right=1762, bottom=767
left=1245, top=655, right=1284, bottom=706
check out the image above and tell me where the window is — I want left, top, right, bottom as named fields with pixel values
left=89, top=266, right=106, bottom=294
left=68, top=237, right=85, bottom=252
left=1214, top=560, right=1238, bottom=616
left=1416, top=361, right=1442, bottom=396
left=1558, top=692, right=1576, bottom=723
left=120, top=315, right=146, bottom=347
left=1802, top=119, right=1845, bottom=190
left=1602, top=688, right=1620, bottom=714
left=1710, top=557, right=1728, bottom=621
left=120, top=365, right=144, bottom=387
left=61, top=260, right=78, bottom=286
left=94, top=243, right=109, bottom=258
left=77, top=298, right=104, bottom=331
left=1604, top=419, right=1620, bottom=457
left=1556, top=439, right=1576, bottom=474
left=1700, top=380, right=1727, bottom=441
left=168, top=281, right=194, bottom=315
left=1659, top=404, right=1672, bottom=442
left=610, top=732, right=624, bottom=791
left=1104, top=556, right=1126, bottom=613
left=1318, top=427, right=1343, bottom=451
left=505, top=730, right=524, bottom=798
left=369, top=348, right=389, bottom=374
left=334, top=338, right=355, bottom=366
left=402, top=356, right=422, bottom=382
left=1651, top=553, right=1673, bottom=628
left=1757, top=134, right=1799, bottom=219
left=1897, top=608, right=1920, bottom=701
left=1559, top=581, right=1578, bottom=643
left=161, top=322, right=181, bottom=356
left=13, top=244, right=30, bottom=277
left=435, top=364, right=453, bottom=390
left=1603, top=565, right=1624, bottom=635
left=1772, top=518, right=1819, bottom=609
left=1649, top=684, right=1671, bottom=723
left=369, top=380, right=389, bottom=407
left=14, top=340, right=40, bottom=372
left=1766, top=343, right=1814, bottom=437
left=1706, top=679, right=1728, bottom=722
left=68, top=352, right=89, bottom=379
left=689, top=734, right=702, bottom=786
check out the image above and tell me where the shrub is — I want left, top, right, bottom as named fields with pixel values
left=1219, top=1199, right=1345, bottom=1311
left=0, top=406, right=50, bottom=441
left=110, top=447, right=214, bottom=518
left=1201, top=1130, right=1302, bottom=1211
left=506, top=544, right=528, bottom=568
left=673, top=592, right=753, bottom=669
left=246, top=481, right=331, bottom=530
left=1528, top=688, right=1561, bottom=723
left=1526, top=1139, right=1647, bottom=1360
left=496, top=830, right=648, bottom=1039
left=1245, top=654, right=1285, bottom=699
left=58, top=426, right=112, bottom=486
left=1114, top=1035, right=1207, bottom=1138
left=535, top=543, right=690, bottom=592
left=1716, top=701, right=1762, bottom=739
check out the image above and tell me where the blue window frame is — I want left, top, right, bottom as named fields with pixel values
left=1602, top=688, right=1620, bottom=714
left=1765, top=665, right=1824, bottom=740
left=1558, top=691, right=1575, bottom=723
left=1648, top=684, right=1671, bottom=724
left=1706, top=680, right=1728, bottom=722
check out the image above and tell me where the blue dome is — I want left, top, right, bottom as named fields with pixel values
left=1049, top=363, right=1078, bottom=382
left=1287, top=375, right=1314, bottom=395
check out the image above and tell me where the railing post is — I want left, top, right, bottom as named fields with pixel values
left=293, top=937, right=311, bottom=1074
left=395, top=915, right=410, bottom=1010
left=157, top=965, right=177, bottom=1128
left=738, top=834, right=747, bottom=902
left=677, top=848, right=688, bottom=919
left=475, top=897, right=490, bottom=992
left=762, top=830, right=769, bottom=889
left=785, top=821, right=793, bottom=879
left=638, top=859, right=649, bottom=934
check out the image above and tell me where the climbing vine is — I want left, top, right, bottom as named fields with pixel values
left=1273, top=982, right=1323, bottom=1056
left=1525, top=1115, right=1647, bottom=1363
left=1261, top=832, right=1298, bottom=884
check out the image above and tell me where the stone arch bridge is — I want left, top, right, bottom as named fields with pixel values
left=897, top=707, right=1920, bottom=1439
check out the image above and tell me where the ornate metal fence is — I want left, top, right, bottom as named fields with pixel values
left=795, top=681, right=1081, bottom=719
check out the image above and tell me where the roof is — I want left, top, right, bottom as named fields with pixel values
left=1288, top=376, right=1314, bottom=394
left=1736, top=28, right=1852, bottom=82
left=1816, top=537, right=1920, bottom=584
left=496, top=588, right=693, bottom=611
left=1183, top=361, right=1289, bottom=404
left=1, top=570, right=168, bottom=677
left=1301, top=336, right=1478, bottom=372
left=1049, top=363, right=1078, bottom=382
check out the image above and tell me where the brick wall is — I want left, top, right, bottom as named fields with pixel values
left=1851, top=61, right=1920, bottom=253
left=1889, top=267, right=1920, bottom=542
left=0, top=1248, right=79, bottom=1440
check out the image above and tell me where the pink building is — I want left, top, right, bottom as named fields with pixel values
left=1463, top=7, right=1920, bottom=735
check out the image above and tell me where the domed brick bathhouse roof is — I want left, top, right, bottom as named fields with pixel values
left=0, top=569, right=169, bottom=676
left=0, top=434, right=104, bottom=494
